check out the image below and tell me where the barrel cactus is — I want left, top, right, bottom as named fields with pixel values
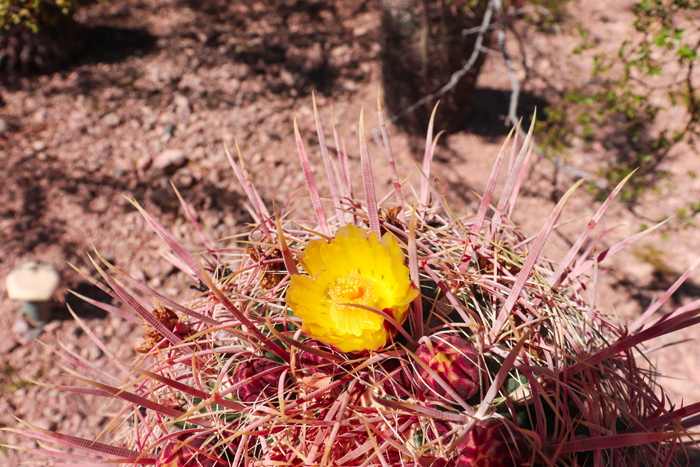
left=6, top=96, right=700, bottom=466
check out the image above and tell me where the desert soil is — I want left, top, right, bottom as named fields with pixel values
left=3, top=0, right=700, bottom=465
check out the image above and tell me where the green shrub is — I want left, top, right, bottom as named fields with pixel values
left=1, top=0, right=82, bottom=33
left=538, top=0, right=700, bottom=202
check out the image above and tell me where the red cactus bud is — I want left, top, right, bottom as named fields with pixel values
left=455, top=418, right=530, bottom=467
left=419, top=456, right=451, bottom=467
left=298, top=339, right=336, bottom=374
left=156, top=434, right=228, bottom=467
left=378, top=359, right=415, bottom=398
left=415, top=335, right=482, bottom=401
left=231, top=358, right=287, bottom=403
left=424, top=419, right=452, bottom=443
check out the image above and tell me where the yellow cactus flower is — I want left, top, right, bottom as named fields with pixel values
left=286, top=224, right=418, bottom=353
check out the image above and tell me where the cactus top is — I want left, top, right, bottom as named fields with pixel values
left=286, top=224, right=418, bottom=353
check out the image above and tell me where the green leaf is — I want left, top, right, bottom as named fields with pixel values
left=504, top=372, right=529, bottom=395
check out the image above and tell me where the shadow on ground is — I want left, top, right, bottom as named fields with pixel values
left=52, top=281, right=113, bottom=321
left=460, top=87, right=550, bottom=140
left=80, top=25, right=157, bottom=65
left=0, top=23, right=157, bottom=87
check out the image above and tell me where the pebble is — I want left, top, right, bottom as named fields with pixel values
left=173, top=94, right=191, bottom=116
left=11, top=318, right=43, bottom=344
left=152, top=149, right=188, bottom=175
left=175, top=173, right=194, bottom=188
left=32, top=108, right=47, bottom=123
left=88, top=345, right=103, bottom=361
left=136, top=155, right=153, bottom=172
left=102, top=112, right=121, bottom=128
left=87, top=414, right=107, bottom=427
left=114, top=166, right=127, bottom=178
left=0, top=334, right=19, bottom=354
left=29, top=418, right=57, bottom=432
left=69, top=412, right=84, bottom=429
left=32, top=140, right=47, bottom=152
left=191, top=146, right=206, bottom=161
left=0, top=117, right=10, bottom=134
left=42, top=406, right=60, bottom=422
left=113, top=157, right=134, bottom=178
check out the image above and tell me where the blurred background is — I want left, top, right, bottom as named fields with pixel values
left=3, top=0, right=700, bottom=464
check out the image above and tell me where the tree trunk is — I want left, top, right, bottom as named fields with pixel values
left=380, top=0, right=490, bottom=133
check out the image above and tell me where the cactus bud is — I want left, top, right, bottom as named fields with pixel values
left=419, top=456, right=450, bottom=467
left=298, top=339, right=336, bottom=374
left=415, top=335, right=482, bottom=400
left=378, top=358, right=415, bottom=398
left=424, top=419, right=451, bottom=443
left=231, top=358, right=287, bottom=403
left=455, top=418, right=530, bottom=467
left=156, top=434, right=228, bottom=467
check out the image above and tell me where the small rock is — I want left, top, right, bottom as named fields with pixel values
left=87, top=414, right=107, bottom=427
left=42, top=406, right=60, bottom=422
left=173, top=94, right=191, bottom=116
left=112, top=157, right=135, bottom=178
left=100, top=250, right=115, bottom=264
left=0, top=117, right=10, bottom=134
left=32, top=108, right=47, bottom=123
left=24, top=327, right=44, bottom=342
left=136, top=155, right=153, bottom=172
left=114, top=167, right=127, bottom=178
left=70, top=412, right=85, bottom=431
left=88, top=345, right=103, bottom=361
left=7, top=261, right=60, bottom=301
left=174, top=172, right=194, bottom=188
left=102, top=112, right=121, bottom=128
left=43, top=321, right=61, bottom=333
left=129, top=265, right=146, bottom=282
left=29, top=418, right=57, bottom=432
left=12, top=318, right=43, bottom=344
left=113, top=157, right=134, bottom=178
left=342, top=80, right=359, bottom=91
left=178, top=73, right=204, bottom=94
left=0, top=334, right=18, bottom=354
left=148, top=276, right=162, bottom=288
left=191, top=146, right=206, bottom=161
left=32, top=140, right=47, bottom=152
left=297, top=105, right=312, bottom=117
left=152, top=149, right=187, bottom=175
left=103, top=324, right=115, bottom=338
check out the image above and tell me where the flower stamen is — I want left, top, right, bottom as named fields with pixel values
left=329, top=272, right=379, bottom=313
